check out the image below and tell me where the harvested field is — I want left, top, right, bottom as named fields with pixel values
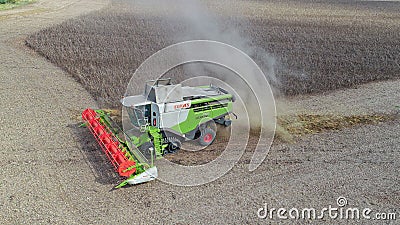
left=25, top=0, right=400, bottom=108
left=1, top=0, right=399, bottom=223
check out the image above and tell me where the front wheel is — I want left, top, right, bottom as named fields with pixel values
left=198, top=128, right=216, bottom=146
left=165, top=139, right=181, bottom=154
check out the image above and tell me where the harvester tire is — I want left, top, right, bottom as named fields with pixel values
left=166, top=139, right=181, bottom=154
left=198, top=128, right=216, bottom=146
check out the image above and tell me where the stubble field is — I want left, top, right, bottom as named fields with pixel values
left=1, top=0, right=399, bottom=223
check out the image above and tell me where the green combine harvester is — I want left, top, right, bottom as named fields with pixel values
left=82, top=79, right=235, bottom=188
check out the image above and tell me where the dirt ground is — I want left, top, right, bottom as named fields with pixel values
left=0, top=0, right=399, bottom=224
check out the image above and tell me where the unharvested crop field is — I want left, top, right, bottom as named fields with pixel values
left=25, top=0, right=400, bottom=108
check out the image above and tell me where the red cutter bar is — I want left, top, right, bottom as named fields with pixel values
left=82, top=108, right=136, bottom=177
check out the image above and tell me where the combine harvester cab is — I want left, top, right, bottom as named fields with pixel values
left=82, top=79, right=235, bottom=188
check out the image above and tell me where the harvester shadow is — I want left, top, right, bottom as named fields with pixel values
left=70, top=123, right=120, bottom=185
